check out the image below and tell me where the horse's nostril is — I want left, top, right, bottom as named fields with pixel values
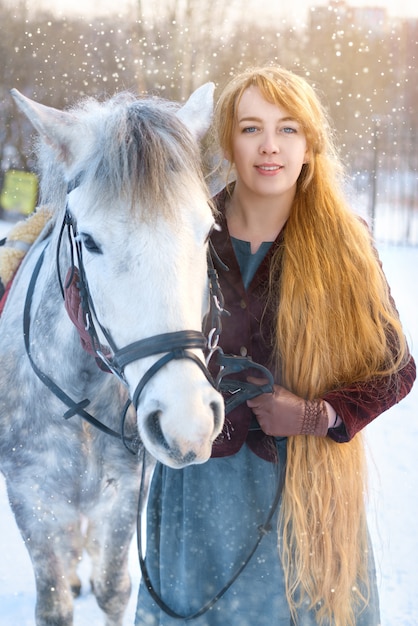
left=181, top=450, right=197, bottom=464
left=146, top=410, right=170, bottom=450
left=210, top=401, right=223, bottom=434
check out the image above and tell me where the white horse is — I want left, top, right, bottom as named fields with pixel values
left=0, top=85, right=224, bottom=625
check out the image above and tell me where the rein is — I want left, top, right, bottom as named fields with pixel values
left=23, top=243, right=132, bottom=443
left=22, top=211, right=221, bottom=454
left=22, top=203, right=273, bottom=453
left=61, top=209, right=217, bottom=389
left=137, top=449, right=285, bottom=621
left=21, top=185, right=280, bottom=618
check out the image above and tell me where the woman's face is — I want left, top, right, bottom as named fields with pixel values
left=230, top=86, right=308, bottom=201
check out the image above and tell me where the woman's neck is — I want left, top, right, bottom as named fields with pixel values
left=226, top=185, right=292, bottom=253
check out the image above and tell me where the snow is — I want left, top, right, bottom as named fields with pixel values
left=0, top=218, right=417, bottom=625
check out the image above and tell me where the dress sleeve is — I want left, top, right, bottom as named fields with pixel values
left=323, top=353, right=416, bottom=442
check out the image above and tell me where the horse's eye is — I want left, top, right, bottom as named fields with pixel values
left=82, top=233, right=102, bottom=254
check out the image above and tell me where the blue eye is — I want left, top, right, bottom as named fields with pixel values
left=243, top=126, right=257, bottom=133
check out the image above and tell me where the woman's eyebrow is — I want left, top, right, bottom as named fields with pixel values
left=237, top=115, right=297, bottom=124
left=238, top=116, right=262, bottom=123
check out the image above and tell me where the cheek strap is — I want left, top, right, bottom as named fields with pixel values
left=63, top=267, right=111, bottom=372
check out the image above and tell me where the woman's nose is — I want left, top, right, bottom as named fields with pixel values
left=259, top=133, right=279, bottom=154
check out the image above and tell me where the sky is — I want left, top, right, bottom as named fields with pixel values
left=21, top=0, right=418, bottom=22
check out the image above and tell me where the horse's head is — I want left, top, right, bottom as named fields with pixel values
left=11, top=85, right=225, bottom=468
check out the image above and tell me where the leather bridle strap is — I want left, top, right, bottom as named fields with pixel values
left=129, top=340, right=215, bottom=411
left=62, top=207, right=217, bottom=395
left=215, top=351, right=275, bottom=414
left=23, top=243, right=128, bottom=443
left=137, top=449, right=285, bottom=620
left=112, top=330, right=207, bottom=370
left=115, top=332, right=216, bottom=435
left=24, top=213, right=218, bottom=453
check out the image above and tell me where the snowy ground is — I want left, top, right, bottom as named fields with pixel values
left=0, top=217, right=417, bottom=625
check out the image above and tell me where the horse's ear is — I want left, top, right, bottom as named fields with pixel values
left=176, top=82, right=215, bottom=141
left=10, top=89, right=79, bottom=168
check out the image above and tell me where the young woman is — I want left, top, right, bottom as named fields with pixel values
left=135, top=66, right=416, bottom=626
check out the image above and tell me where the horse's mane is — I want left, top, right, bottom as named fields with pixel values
left=35, top=91, right=208, bottom=222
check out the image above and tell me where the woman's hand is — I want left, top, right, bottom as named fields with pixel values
left=246, top=376, right=331, bottom=437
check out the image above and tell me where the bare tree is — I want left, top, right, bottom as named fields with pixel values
left=134, top=0, right=241, bottom=99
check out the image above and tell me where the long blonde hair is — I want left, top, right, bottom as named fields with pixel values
left=214, top=66, right=408, bottom=625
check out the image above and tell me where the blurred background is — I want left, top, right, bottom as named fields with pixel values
left=0, top=0, right=417, bottom=243
left=0, top=3, right=417, bottom=624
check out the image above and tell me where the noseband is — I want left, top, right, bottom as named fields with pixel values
left=22, top=184, right=278, bottom=618
left=59, top=207, right=273, bottom=420
left=24, top=177, right=274, bottom=455
left=63, top=210, right=219, bottom=381
left=22, top=203, right=226, bottom=454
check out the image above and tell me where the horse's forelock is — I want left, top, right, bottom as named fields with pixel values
left=85, top=95, right=206, bottom=220
left=36, top=92, right=207, bottom=223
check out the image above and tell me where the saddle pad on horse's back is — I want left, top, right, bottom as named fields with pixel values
left=0, top=208, right=52, bottom=315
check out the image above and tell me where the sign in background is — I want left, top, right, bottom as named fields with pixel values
left=0, top=170, right=38, bottom=216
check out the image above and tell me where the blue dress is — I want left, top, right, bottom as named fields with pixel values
left=135, top=440, right=380, bottom=626
left=135, top=240, right=380, bottom=626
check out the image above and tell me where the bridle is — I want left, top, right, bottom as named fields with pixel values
left=24, top=189, right=227, bottom=454
left=23, top=179, right=281, bottom=619
left=136, top=444, right=285, bottom=621
left=24, top=175, right=274, bottom=449
left=58, top=207, right=223, bottom=388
